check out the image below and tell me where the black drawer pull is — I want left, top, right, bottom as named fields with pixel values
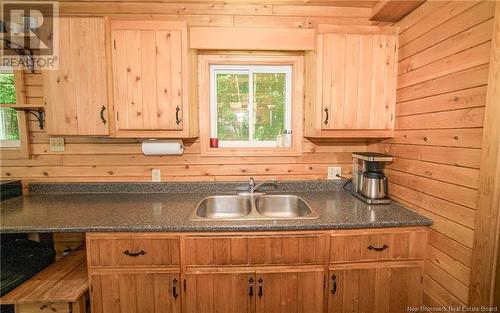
left=257, top=278, right=263, bottom=298
left=331, top=274, right=337, bottom=295
left=100, top=105, right=107, bottom=125
left=175, top=106, right=182, bottom=125
left=123, top=250, right=146, bottom=257
left=248, top=277, right=254, bottom=297
left=368, top=244, right=389, bottom=251
left=172, top=278, right=178, bottom=299
left=39, top=304, right=56, bottom=312
left=323, top=107, right=329, bottom=125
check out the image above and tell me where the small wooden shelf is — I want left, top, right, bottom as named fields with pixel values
left=0, top=250, right=89, bottom=313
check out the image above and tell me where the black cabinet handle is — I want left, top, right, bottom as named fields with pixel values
left=175, top=106, right=182, bottom=125
left=100, top=105, right=107, bottom=125
left=323, top=108, right=329, bottom=125
left=123, top=250, right=146, bottom=257
left=368, top=244, right=389, bottom=251
left=257, top=278, right=263, bottom=298
left=331, top=274, right=337, bottom=295
left=248, top=277, right=254, bottom=297
left=172, top=278, right=178, bottom=299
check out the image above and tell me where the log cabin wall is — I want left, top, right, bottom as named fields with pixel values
left=376, top=0, right=496, bottom=307
left=0, top=1, right=381, bottom=186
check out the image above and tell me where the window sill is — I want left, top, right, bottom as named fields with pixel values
left=0, top=147, right=29, bottom=159
left=201, top=145, right=301, bottom=157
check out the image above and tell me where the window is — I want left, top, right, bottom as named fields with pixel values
left=0, top=108, right=20, bottom=148
left=210, top=65, right=292, bottom=148
left=0, top=66, right=28, bottom=159
left=199, top=54, right=303, bottom=156
left=0, top=68, right=20, bottom=148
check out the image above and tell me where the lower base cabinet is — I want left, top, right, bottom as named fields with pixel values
left=183, top=269, right=324, bottom=313
left=327, top=263, right=423, bottom=313
left=87, top=228, right=427, bottom=313
left=183, top=272, right=254, bottom=313
left=256, top=269, right=324, bottom=313
left=90, top=272, right=181, bottom=313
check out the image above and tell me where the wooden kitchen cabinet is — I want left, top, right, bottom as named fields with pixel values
left=109, top=20, right=197, bottom=138
left=43, top=17, right=109, bottom=136
left=86, top=229, right=426, bottom=313
left=87, top=235, right=180, bottom=267
left=255, top=269, right=324, bottom=313
left=305, top=25, right=398, bottom=138
left=183, top=268, right=324, bottom=313
left=183, top=271, right=255, bottom=313
left=184, top=234, right=325, bottom=266
left=329, top=227, right=427, bottom=263
left=327, top=262, right=423, bottom=313
left=90, top=272, right=181, bottom=313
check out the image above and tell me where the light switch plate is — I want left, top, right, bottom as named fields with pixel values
left=49, top=137, right=65, bottom=152
left=151, top=169, right=161, bottom=182
left=327, top=166, right=342, bottom=180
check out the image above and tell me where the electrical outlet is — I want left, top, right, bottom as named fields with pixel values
left=151, top=169, right=161, bottom=182
left=49, top=137, right=65, bottom=152
left=327, top=166, right=342, bottom=180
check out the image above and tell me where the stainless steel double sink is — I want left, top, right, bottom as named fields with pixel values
left=190, top=194, right=319, bottom=221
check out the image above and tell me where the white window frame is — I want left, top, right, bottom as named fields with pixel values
left=0, top=67, right=21, bottom=149
left=209, top=64, right=292, bottom=148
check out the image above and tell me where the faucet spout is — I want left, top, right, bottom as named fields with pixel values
left=248, top=177, right=277, bottom=194
left=248, top=177, right=255, bottom=192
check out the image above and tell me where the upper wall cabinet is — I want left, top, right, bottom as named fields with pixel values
left=109, top=20, right=197, bottom=138
left=305, top=25, right=398, bottom=138
left=43, top=17, right=109, bottom=136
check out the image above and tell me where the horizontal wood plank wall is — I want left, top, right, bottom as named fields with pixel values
left=376, top=0, right=495, bottom=307
left=0, top=3, right=380, bottom=187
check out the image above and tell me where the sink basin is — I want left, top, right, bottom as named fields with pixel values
left=192, top=196, right=252, bottom=219
left=255, top=195, right=315, bottom=218
left=190, top=194, right=319, bottom=221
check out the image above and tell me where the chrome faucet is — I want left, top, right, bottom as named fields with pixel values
left=247, top=177, right=277, bottom=194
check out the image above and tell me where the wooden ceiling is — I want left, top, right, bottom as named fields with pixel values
left=32, top=0, right=424, bottom=22
left=370, top=0, right=425, bottom=22
left=45, top=0, right=379, bottom=6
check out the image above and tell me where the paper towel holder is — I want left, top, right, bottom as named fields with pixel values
left=141, top=139, right=184, bottom=155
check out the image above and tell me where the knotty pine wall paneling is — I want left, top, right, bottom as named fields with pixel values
left=0, top=2, right=384, bottom=187
left=375, top=0, right=495, bottom=307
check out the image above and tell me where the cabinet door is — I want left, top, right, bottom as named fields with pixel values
left=315, top=26, right=397, bottom=133
left=256, top=269, right=324, bottom=313
left=43, top=17, right=109, bottom=136
left=110, top=20, right=188, bottom=136
left=183, top=272, right=255, bottom=313
left=328, top=264, right=422, bottom=313
left=185, top=234, right=326, bottom=267
left=90, top=272, right=180, bottom=313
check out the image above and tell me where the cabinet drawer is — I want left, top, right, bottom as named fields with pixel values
left=185, top=234, right=326, bottom=266
left=87, top=236, right=180, bottom=267
left=330, top=228, right=427, bottom=263
left=15, top=303, right=71, bottom=313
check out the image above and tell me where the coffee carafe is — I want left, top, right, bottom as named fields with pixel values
left=351, top=152, right=392, bottom=204
left=361, top=172, right=388, bottom=199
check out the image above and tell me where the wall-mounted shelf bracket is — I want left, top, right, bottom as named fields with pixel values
left=23, top=109, right=44, bottom=130
left=1, top=38, right=36, bottom=73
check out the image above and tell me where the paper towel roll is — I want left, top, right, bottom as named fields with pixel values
left=141, top=140, right=184, bottom=155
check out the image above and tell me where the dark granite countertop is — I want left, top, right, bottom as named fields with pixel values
left=0, top=181, right=432, bottom=233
